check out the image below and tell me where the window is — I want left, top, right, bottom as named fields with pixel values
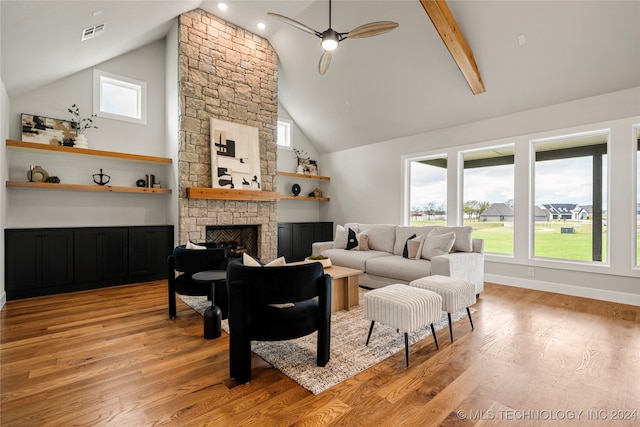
left=277, top=119, right=292, bottom=149
left=532, top=130, right=608, bottom=263
left=407, top=155, right=447, bottom=226
left=93, top=69, right=147, bottom=124
left=462, top=146, right=514, bottom=255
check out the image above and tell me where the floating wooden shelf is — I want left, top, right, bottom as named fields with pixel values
left=6, top=140, right=172, bottom=164
left=6, top=181, right=172, bottom=194
left=277, top=171, right=330, bottom=181
left=279, top=195, right=330, bottom=202
left=186, top=187, right=280, bottom=201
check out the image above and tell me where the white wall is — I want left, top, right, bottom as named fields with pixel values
left=321, top=87, right=640, bottom=305
left=165, top=20, right=179, bottom=247
left=0, top=0, right=7, bottom=308
left=276, top=103, right=328, bottom=223
left=6, top=40, right=170, bottom=228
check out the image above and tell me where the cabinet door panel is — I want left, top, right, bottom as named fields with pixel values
left=74, top=228, right=127, bottom=283
left=101, top=229, right=128, bottom=281
left=129, top=226, right=173, bottom=278
left=40, top=230, right=74, bottom=288
left=277, top=223, right=293, bottom=260
left=292, top=223, right=314, bottom=261
left=5, top=229, right=73, bottom=295
left=6, top=230, right=41, bottom=291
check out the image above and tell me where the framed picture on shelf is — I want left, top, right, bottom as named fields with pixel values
left=21, top=113, right=76, bottom=145
left=307, top=160, right=318, bottom=176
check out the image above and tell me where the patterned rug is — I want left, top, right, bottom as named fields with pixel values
left=179, top=289, right=475, bottom=395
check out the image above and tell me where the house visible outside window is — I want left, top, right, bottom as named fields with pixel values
left=532, top=130, right=608, bottom=263
left=463, top=145, right=515, bottom=255
left=277, top=119, right=292, bottom=149
left=93, top=69, right=147, bottom=125
left=407, top=155, right=447, bottom=225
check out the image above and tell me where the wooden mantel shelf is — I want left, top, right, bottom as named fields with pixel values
left=186, top=187, right=280, bottom=201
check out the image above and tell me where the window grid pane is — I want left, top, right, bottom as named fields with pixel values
left=409, top=157, right=447, bottom=226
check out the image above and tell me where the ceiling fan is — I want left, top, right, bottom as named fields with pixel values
left=268, top=0, right=399, bottom=75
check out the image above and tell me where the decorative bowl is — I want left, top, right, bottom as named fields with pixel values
left=306, top=257, right=332, bottom=269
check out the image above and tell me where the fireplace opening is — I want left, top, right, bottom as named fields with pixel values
left=206, top=225, right=259, bottom=259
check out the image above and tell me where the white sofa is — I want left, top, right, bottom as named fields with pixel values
left=312, top=223, right=484, bottom=294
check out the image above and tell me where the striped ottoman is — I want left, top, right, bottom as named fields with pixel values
left=409, top=275, right=476, bottom=343
left=363, top=284, right=442, bottom=367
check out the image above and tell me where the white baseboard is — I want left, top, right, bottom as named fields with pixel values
left=485, top=274, right=640, bottom=306
left=0, top=291, right=6, bottom=311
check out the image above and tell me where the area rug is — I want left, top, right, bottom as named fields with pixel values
left=179, top=290, right=475, bottom=395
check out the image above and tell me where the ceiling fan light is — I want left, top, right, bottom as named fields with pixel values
left=321, top=38, right=338, bottom=51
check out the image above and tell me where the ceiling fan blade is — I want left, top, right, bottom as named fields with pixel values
left=267, top=12, right=321, bottom=37
left=318, top=51, right=332, bottom=75
left=346, top=21, right=399, bottom=39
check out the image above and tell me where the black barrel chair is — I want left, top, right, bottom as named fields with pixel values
left=226, top=258, right=332, bottom=383
left=167, top=243, right=229, bottom=319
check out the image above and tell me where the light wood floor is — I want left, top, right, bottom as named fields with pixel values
left=1, top=281, right=639, bottom=426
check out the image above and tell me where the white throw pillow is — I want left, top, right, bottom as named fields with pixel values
left=407, top=234, right=426, bottom=260
left=334, top=225, right=349, bottom=249
left=265, top=256, right=286, bottom=267
left=435, top=226, right=473, bottom=252
left=243, top=252, right=262, bottom=266
left=422, top=231, right=456, bottom=260
left=186, top=241, right=207, bottom=250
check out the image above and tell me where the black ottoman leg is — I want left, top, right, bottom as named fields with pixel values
left=467, top=307, right=474, bottom=330
left=404, top=332, right=409, bottom=367
left=431, top=323, right=439, bottom=350
left=366, top=321, right=375, bottom=346
left=448, top=312, right=454, bottom=342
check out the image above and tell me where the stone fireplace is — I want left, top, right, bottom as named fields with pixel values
left=177, top=9, right=279, bottom=261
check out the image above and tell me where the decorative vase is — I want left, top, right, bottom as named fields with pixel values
left=296, top=164, right=304, bottom=174
left=74, top=134, right=89, bottom=149
left=27, top=165, right=49, bottom=182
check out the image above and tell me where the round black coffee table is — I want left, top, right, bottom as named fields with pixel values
left=192, top=270, right=226, bottom=339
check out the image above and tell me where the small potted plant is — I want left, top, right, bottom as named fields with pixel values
left=293, top=148, right=309, bottom=174
left=67, top=104, right=98, bottom=148
left=306, top=254, right=332, bottom=268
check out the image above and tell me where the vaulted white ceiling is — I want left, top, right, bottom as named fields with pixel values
left=2, top=1, right=639, bottom=154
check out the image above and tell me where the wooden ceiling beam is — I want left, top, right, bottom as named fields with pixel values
left=419, top=0, right=485, bottom=95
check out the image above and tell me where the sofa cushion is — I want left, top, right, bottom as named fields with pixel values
left=402, top=233, right=416, bottom=258
left=334, top=224, right=358, bottom=249
left=346, top=228, right=359, bottom=250
left=434, top=226, right=473, bottom=252
left=322, top=249, right=390, bottom=271
left=422, top=231, right=455, bottom=260
left=407, top=234, right=426, bottom=259
left=366, top=256, right=432, bottom=282
left=393, top=226, right=435, bottom=255
left=357, top=233, right=370, bottom=250
left=357, top=224, right=396, bottom=253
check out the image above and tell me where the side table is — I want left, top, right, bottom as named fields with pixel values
left=192, top=270, right=226, bottom=339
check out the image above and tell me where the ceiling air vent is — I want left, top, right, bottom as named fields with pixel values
left=81, top=23, right=106, bottom=41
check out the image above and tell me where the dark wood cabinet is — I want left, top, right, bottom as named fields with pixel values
left=5, top=229, right=74, bottom=299
left=128, top=226, right=174, bottom=279
left=277, top=222, right=333, bottom=262
left=74, top=228, right=128, bottom=284
left=5, top=225, right=174, bottom=300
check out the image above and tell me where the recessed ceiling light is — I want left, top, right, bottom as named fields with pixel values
left=218, top=3, right=228, bottom=11
left=92, top=9, right=104, bottom=17
left=257, top=22, right=266, bottom=30
left=517, top=34, right=526, bottom=45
